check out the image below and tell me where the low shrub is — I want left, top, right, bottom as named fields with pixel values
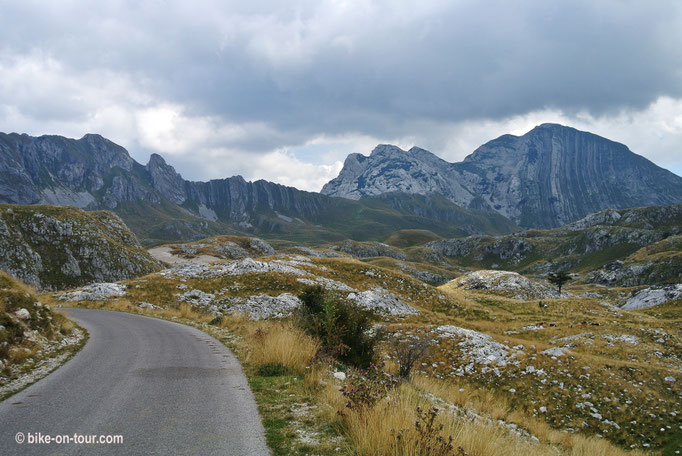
left=389, top=337, right=431, bottom=380
left=297, top=286, right=382, bottom=368
left=340, top=363, right=399, bottom=411
left=392, top=406, right=466, bottom=456
left=208, top=315, right=224, bottom=326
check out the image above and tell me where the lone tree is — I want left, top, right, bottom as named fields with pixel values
left=548, top=270, right=571, bottom=295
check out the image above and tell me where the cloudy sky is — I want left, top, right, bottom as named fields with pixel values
left=2, top=0, right=681, bottom=190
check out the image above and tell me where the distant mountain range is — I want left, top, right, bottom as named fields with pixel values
left=322, top=124, right=682, bottom=228
left=1, top=123, right=681, bottom=244
left=0, top=133, right=515, bottom=244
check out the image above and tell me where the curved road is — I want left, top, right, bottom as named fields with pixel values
left=0, top=308, right=269, bottom=455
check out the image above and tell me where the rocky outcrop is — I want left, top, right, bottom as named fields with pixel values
left=0, top=204, right=161, bottom=290
left=322, top=124, right=682, bottom=228
left=55, top=283, right=127, bottom=301
left=445, top=270, right=561, bottom=300
left=323, top=145, right=474, bottom=204
left=158, top=236, right=277, bottom=263
left=347, top=288, right=419, bottom=316
left=621, top=284, right=682, bottom=310
left=586, top=256, right=682, bottom=287
left=427, top=235, right=535, bottom=265
left=398, top=263, right=449, bottom=285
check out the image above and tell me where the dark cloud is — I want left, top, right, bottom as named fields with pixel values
left=1, top=0, right=681, bottom=188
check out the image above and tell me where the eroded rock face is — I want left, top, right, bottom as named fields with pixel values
left=0, top=133, right=158, bottom=209
left=621, top=284, right=682, bottom=310
left=0, top=205, right=161, bottom=290
left=322, top=124, right=682, bottom=228
left=249, top=238, right=275, bottom=256
left=146, top=153, right=187, bottom=205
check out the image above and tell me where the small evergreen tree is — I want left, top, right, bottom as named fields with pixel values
left=548, top=270, right=571, bottom=294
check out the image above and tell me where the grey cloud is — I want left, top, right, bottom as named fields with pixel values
left=1, top=0, right=681, bottom=177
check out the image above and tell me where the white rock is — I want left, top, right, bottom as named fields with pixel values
left=228, top=293, right=302, bottom=320
left=165, top=258, right=310, bottom=279
left=347, top=288, right=419, bottom=316
left=138, top=302, right=162, bottom=310
left=541, top=347, right=569, bottom=357
left=178, top=289, right=215, bottom=307
left=622, top=284, right=682, bottom=310
left=14, top=308, right=31, bottom=320
left=433, top=325, right=516, bottom=366
left=333, top=372, right=347, bottom=381
left=296, top=277, right=356, bottom=292
left=56, top=283, right=127, bottom=301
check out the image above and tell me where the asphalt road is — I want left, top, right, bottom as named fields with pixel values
left=0, top=308, right=269, bottom=455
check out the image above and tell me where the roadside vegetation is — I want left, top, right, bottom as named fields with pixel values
left=0, top=271, right=86, bottom=400
left=35, top=227, right=682, bottom=455
left=47, top=254, right=678, bottom=455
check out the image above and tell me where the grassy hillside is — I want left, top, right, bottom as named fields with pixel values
left=51, top=249, right=680, bottom=454
left=380, top=229, right=443, bottom=248
left=113, top=191, right=518, bottom=247
left=418, top=204, right=682, bottom=286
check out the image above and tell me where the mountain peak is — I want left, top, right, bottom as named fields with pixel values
left=534, top=122, right=568, bottom=130
left=81, top=133, right=105, bottom=140
left=322, top=125, right=682, bottom=228
left=369, top=144, right=406, bottom=157
left=146, top=154, right=186, bottom=205
left=147, top=153, right=168, bottom=167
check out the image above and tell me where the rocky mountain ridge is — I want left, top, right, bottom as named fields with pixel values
left=322, top=124, right=682, bottom=228
left=0, top=132, right=516, bottom=244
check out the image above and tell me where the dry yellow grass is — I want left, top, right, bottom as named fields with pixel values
left=319, top=375, right=648, bottom=456
left=41, top=261, right=674, bottom=454
left=53, top=311, right=76, bottom=333
left=413, top=375, right=510, bottom=421
left=326, top=381, right=556, bottom=456
left=245, top=321, right=320, bottom=374
left=178, top=302, right=199, bottom=319
left=408, top=375, right=648, bottom=456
